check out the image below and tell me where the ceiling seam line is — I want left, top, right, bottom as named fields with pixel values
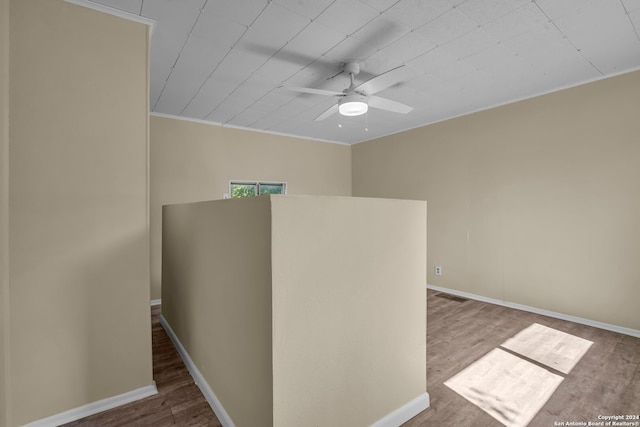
left=532, top=1, right=603, bottom=76
left=204, top=9, right=318, bottom=123
left=176, top=46, right=233, bottom=117
left=178, top=0, right=270, bottom=117
left=154, top=0, right=210, bottom=112
left=620, top=0, right=640, bottom=42
left=238, top=18, right=356, bottom=126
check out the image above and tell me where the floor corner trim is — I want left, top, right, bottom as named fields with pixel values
left=23, top=383, right=158, bottom=427
left=159, top=315, right=235, bottom=427
left=370, top=392, right=430, bottom=427
left=426, top=284, right=640, bottom=338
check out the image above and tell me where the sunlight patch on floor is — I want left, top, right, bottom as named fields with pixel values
left=444, top=324, right=594, bottom=426
left=501, top=323, right=593, bottom=375
left=445, top=348, right=564, bottom=427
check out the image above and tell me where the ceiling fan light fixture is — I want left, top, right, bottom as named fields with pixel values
left=339, top=93, right=368, bottom=116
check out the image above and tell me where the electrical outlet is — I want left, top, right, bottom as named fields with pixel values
left=435, top=265, right=442, bottom=276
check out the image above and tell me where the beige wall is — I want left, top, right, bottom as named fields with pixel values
left=0, top=0, right=9, bottom=424
left=353, top=70, right=640, bottom=331
left=150, top=115, right=351, bottom=300
left=162, top=197, right=274, bottom=427
left=162, top=195, right=427, bottom=426
left=8, top=1, right=152, bottom=424
left=271, top=196, right=426, bottom=427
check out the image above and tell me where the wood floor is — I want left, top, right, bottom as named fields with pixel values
left=65, top=290, right=640, bottom=426
left=405, top=290, right=640, bottom=427
left=62, top=305, right=221, bottom=426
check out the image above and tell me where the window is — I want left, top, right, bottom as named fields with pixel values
left=230, top=181, right=286, bottom=198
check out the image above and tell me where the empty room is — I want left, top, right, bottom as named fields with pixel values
left=1, top=0, right=639, bottom=426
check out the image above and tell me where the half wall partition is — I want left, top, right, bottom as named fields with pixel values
left=162, top=195, right=428, bottom=427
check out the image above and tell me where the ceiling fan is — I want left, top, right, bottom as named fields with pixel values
left=280, top=62, right=414, bottom=121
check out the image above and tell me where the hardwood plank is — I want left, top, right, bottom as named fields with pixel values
left=62, top=292, right=640, bottom=426
left=405, top=290, right=640, bottom=427
left=61, top=305, right=220, bottom=427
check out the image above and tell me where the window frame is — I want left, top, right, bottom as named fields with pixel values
left=229, top=180, right=287, bottom=198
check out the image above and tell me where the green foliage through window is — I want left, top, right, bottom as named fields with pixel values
left=230, top=182, right=285, bottom=198
left=231, top=183, right=257, bottom=198
left=259, top=184, right=285, bottom=195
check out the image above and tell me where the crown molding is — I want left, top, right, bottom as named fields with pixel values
left=64, top=0, right=156, bottom=36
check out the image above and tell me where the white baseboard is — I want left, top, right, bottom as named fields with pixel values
left=161, top=313, right=430, bottom=427
left=150, top=299, right=161, bottom=306
left=23, top=383, right=158, bottom=427
left=159, top=315, right=235, bottom=427
left=370, top=392, right=430, bottom=427
left=427, top=284, right=640, bottom=338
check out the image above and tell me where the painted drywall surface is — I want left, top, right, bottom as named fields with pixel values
left=162, top=197, right=274, bottom=427
left=150, top=115, right=351, bottom=300
left=8, top=1, right=152, bottom=424
left=352, top=70, right=640, bottom=331
left=0, top=0, right=9, bottom=423
left=270, top=196, right=427, bottom=427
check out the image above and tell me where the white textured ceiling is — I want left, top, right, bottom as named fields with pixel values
left=87, top=0, right=640, bottom=144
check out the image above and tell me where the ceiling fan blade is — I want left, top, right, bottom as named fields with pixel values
left=368, top=95, right=413, bottom=114
left=315, top=104, right=339, bottom=121
left=279, top=86, right=343, bottom=97
left=354, top=65, right=414, bottom=95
